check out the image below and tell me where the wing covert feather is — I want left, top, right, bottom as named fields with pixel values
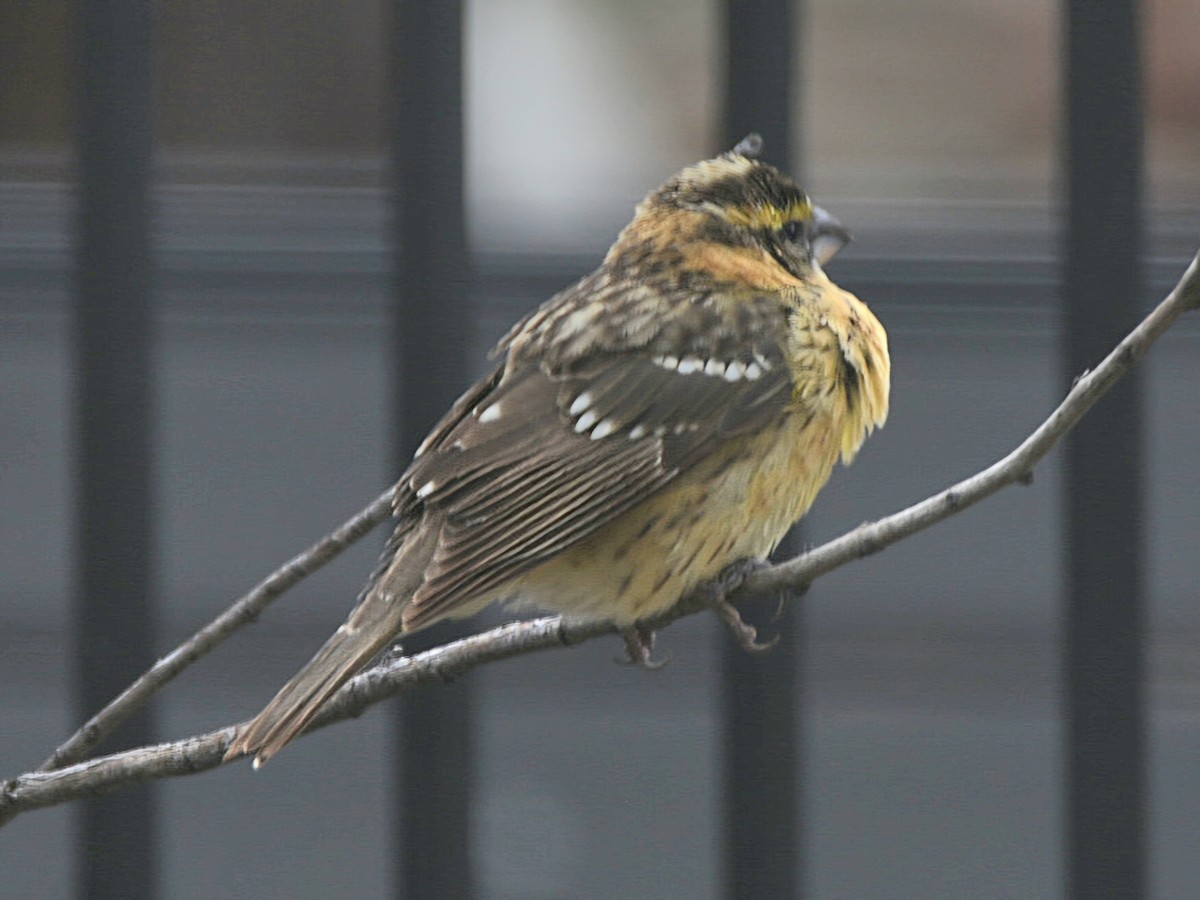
left=397, top=341, right=796, bottom=627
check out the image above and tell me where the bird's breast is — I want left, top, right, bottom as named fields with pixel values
left=511, top=404, right=844, bottom=625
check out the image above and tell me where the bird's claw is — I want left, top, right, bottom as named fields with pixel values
left=710, top=595, right=779, bottom=653
left=705, top=557, right=779, bottom=653
left=772, top=582, right=809, bottom=621
left=618, top=624, right=669, bottom=670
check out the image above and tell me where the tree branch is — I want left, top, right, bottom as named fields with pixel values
left=3, top=250, right=1196, bottom=828
left=747, top=248, right=1200, bottom=599
left=2, top=617, right=616, bottom=825
left=38, top=489, right=395, bottom=772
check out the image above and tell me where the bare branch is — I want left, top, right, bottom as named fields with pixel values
left=3, top=250, right=1196, bottom=827
left=38, top=489, right=395, bottom=772
left=746, top=248, right=1200, bottom=599
left=3, top=617, right=614, bottom=825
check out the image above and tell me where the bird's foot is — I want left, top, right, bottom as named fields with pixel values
left=618, top=623, right=669, bottom=670
left=704, top=558, right=779, bottom=654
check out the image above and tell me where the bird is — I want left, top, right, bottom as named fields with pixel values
left=224, top=135, right=890, bottom=767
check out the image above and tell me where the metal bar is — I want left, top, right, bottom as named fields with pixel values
left=74, top=1, right=158, bottom=898
left=1062, top=2, right=1145, bottom=897
left=389, top=2, right=473, bottom=897
left=721, top=2, right=801, bottom=897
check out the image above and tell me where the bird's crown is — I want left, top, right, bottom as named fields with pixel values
left=648, top=134, right=814, bottom=233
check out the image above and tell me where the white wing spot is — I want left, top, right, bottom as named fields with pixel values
left=416, top=481, right=436, bottom=499
left=590, top=418, right=618, bottom=440
left=653, top=425, right=668, bottom=437
left=724, top=361, right=745, bottom=382
left=628, top=424, right=648, bottom=440
left=704, top=358, right=725, bottom=377
left=652, top=355, right=679, bottom=371
left=574, top=410, right=598, bottom=433
left=753, top=352, right=773, bottom=371
left=479, top=402, right=502, bottom=423
left=568, top=392, right=592, bottom=416
left=744, top=362, right=763, bottom=380
left=677, top=356, right=704, bottom=375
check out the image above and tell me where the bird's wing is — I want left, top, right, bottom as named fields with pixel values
left=395, top=342, right=793, bottom=629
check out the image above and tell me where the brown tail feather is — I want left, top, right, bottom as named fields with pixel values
left=223, top=612, right=400, bottom=767
left=225, top=518, right=443, bottom=767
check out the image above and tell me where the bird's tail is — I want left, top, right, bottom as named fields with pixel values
left=222, top=605, right=401, bottom=767
left=225, top=521, right=439, bottom=767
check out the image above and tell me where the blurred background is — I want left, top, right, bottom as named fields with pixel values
left=2, top=1, right=1198, bottom=897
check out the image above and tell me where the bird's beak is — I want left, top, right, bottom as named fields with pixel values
left=809, top=205, right=852, bottom=266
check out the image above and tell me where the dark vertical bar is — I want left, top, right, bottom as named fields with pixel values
left=1062, top=2, right=1145, bottom=898
left=721, top=3, right=800, bottom=898
left=74, top=1, right=157, bottom=898
left=389, top=2, right=473, bottom=898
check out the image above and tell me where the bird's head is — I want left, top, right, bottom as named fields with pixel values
left=609, top=134, right=851, bottom=288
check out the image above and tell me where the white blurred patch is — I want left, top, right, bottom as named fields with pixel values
left=466, top=0, right=715, bottom=253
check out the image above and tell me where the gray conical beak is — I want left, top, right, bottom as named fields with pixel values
left=809, top=205, right=852, bottom=266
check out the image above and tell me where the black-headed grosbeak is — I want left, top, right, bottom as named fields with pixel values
left=226, top=135, right=889, bottom=766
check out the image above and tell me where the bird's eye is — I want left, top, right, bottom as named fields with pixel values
left=782, top=220, right=804, bottom=243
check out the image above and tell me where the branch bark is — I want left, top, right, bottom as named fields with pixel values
left=3, top=251, right=1197, bottom=828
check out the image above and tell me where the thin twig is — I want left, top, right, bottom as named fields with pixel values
left=38, top=489, right=395, bottom=772
left=3, top=250, right=1196, bottom=827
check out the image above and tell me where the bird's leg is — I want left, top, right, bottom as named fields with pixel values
left=618, top=623, right=669, bottom=670
left=704, top=558, right=779, bottom=653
